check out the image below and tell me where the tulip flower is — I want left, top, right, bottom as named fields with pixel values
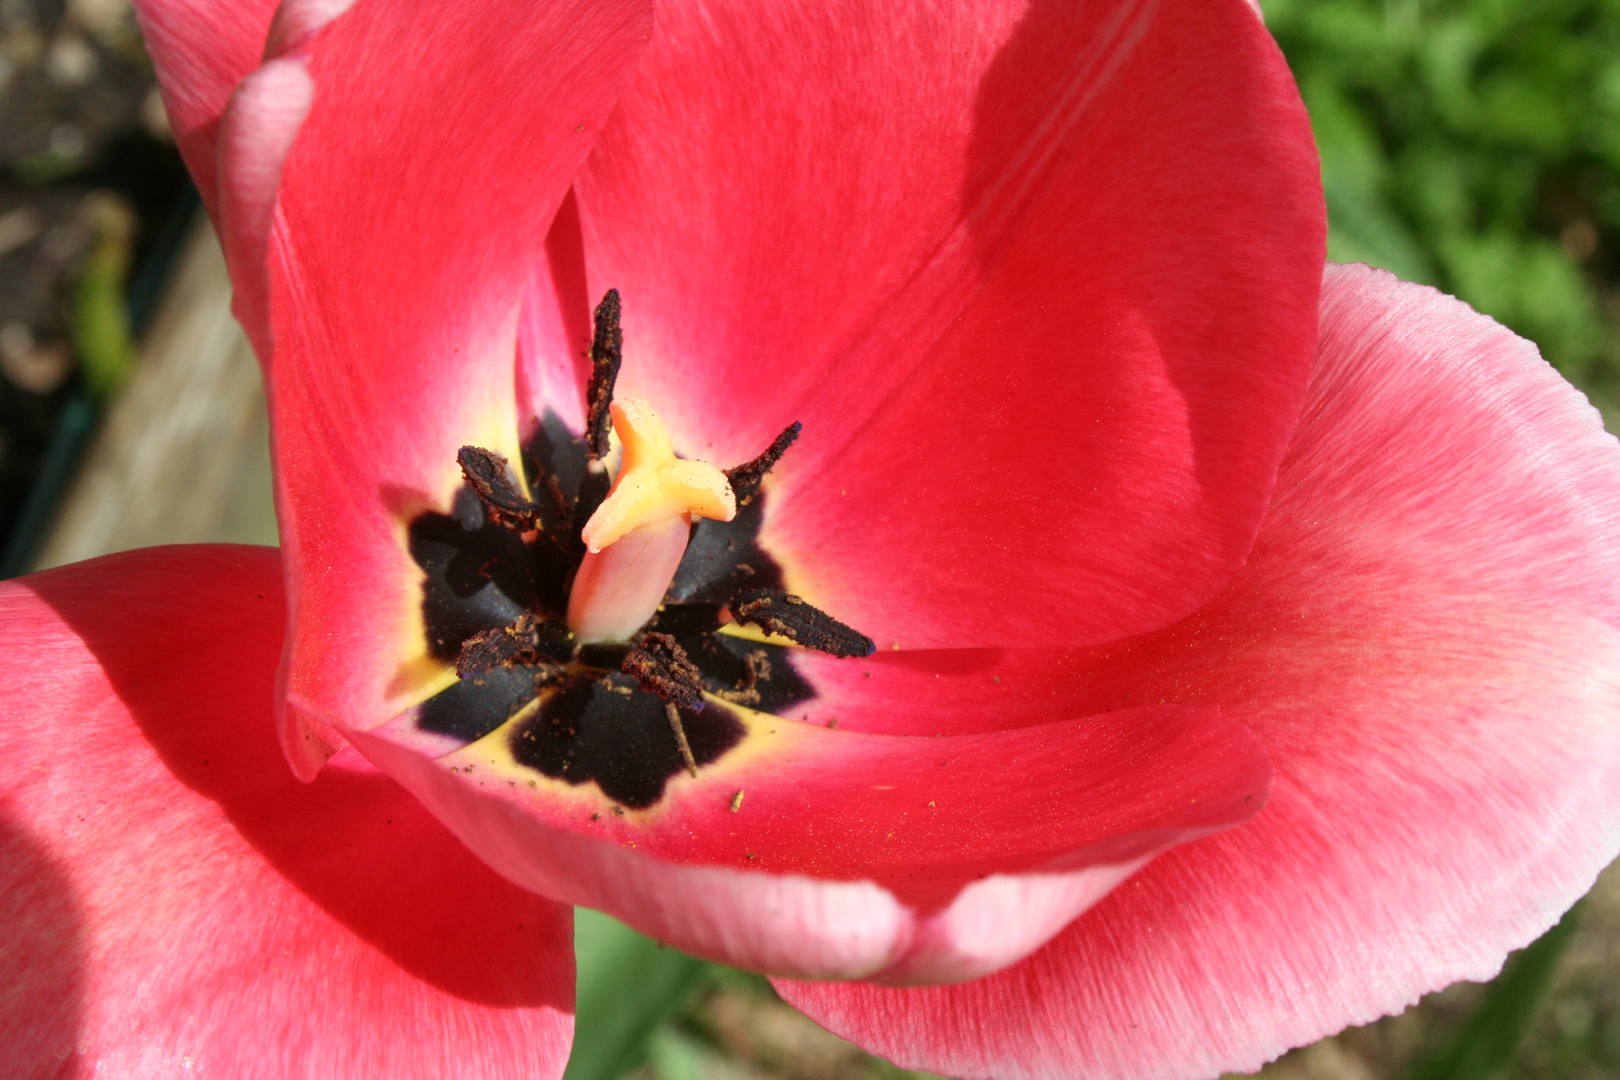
left=3, top=0, right=1618, bottom=1078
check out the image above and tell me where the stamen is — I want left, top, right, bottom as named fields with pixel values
left=731, top=589, right=876, bottom=658
left=569, top=291, right=626, bottom=553
left=584, top=289, right=624, bottom=460
left=456, top=612, right=574, bottom=679
left=458, top=445, right=542, bottom=531
left=726, top=421, right=802, bottom=506
left=621, top=631, right=706, bottom=709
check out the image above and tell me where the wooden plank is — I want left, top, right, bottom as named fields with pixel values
left=33, top=217, right=277, bottom=568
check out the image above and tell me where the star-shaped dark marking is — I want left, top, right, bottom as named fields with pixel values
left=405, top=291, right=872, bottom=808
left=507, top=672, right=744, bottom=808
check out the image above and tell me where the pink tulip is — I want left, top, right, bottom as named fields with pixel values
left=4, top=0, right=1618, bottom=1077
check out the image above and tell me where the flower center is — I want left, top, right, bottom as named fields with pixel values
left=567, top=397, right=735, bottom=643
left=406, top=291, right=873, bottom=804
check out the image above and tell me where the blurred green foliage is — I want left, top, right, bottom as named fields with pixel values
left=564, top=910, right=711, bottom=1080
left=73, top=193, right=138, bottom=401
left=1263, top=0, right=1620, bottom=409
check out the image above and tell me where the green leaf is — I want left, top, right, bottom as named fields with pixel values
left=1324, top=174, right=1439, bottom=285
left=647, top=1026, right=724, bottom=1080
left=563, top=909, right=714, bottom=1080
left=72, top=194, right=138, bottom=401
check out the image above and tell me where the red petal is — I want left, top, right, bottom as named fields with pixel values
left=566, top=0, right=1323, bottom=649
left=350, top=698, right=1268, bottom=982
left=784, top=645, right=1132, bottom=736
left=778, top=266, right=1620, bottom=1078
left=0, top=547, right=573, bottom=1079
left=260, top=1, right=654, bottom=774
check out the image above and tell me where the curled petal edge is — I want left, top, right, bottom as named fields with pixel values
left=773, top=264, right=1620, bottom=1080
left=328, top=699, right=1272, bottom=984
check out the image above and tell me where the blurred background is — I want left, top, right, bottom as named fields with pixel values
left=2, top=0, right=1617, bottom=1077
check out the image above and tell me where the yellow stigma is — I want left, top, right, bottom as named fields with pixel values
left=580, top=397, right=736, bottom=553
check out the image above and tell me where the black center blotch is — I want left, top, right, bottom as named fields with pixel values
left=681, top=632, right=816, bottom=714
left=667, top=498, right=785, bottom=603
left=408, top=486, right=568, bottom=660
left=408, top=486, right=538, bottom=658
left=408, top=405, right=814, bottom=800
left=508, top=672, right=746, bottom=809
left=521, top=409, right=591, bottom=543
left=417, top=665, right=542, bottom=743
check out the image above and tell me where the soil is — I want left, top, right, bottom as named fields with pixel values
left=0, top=0, right=190, bottom=571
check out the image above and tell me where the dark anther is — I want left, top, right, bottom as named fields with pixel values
left=622, top=631, right=706, bottom=710
left=570, top=290, right=626, bottom=551
left=457, top=612, right=575, bottom=679
left=584, top=289, right=624, bottom=460
left=731, top=589, right=876, bottom=658
left=457, top=625, right=530, bottom=678
left=458, top=446, right=543, bottom=531
left=726, top=421, right=802, bottom=506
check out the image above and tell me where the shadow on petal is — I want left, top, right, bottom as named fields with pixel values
left=27, top=546, right=570, bottom=1010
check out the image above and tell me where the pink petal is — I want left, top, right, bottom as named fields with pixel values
left=130, top=0, right=280, bottom=214
left=563, top=0, right=1324, bottom=650
left=778, top=265, right=1620, bottom=1079
left=215, top=56, right=314, bottom=358
left=349, top=697, right=1269, bottom=982
left=264, top=0, right=359, bottom=56
left=516, top=191, right=593, bottom=438
left=0, top=546, right=573, bottom=1079
left=259, top=0, right=653, bottom=775
left=139, top=0, right=351, bottom=358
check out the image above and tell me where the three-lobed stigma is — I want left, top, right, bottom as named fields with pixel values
left=579, top=398, right=735, bottom=553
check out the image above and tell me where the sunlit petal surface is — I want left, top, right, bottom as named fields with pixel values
left=777, top=265, right=1620, bottom=1080
left=563, top=0, right=1323, bottom=650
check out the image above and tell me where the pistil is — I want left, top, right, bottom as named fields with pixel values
left=566, top=398, right=736, bottom=642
